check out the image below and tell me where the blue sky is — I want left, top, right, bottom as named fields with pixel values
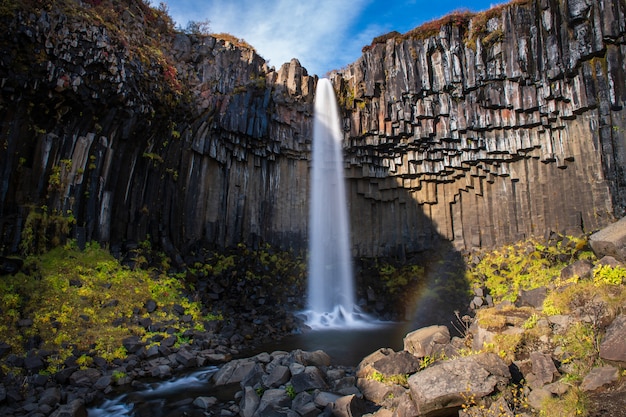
left=157, top=0, right=502, bottom=76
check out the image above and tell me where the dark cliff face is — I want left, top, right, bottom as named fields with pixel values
left=0, top=0, right=315, bottom=258
left=0, top=0, right=625, bottom=260
left=333, top=0, right=626, bottom=253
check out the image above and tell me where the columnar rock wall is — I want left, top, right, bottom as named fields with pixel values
left=333, top=0, right=626, bottom=252
left=0, top=4, right=315, bottom=257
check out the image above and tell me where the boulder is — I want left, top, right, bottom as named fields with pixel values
left=291, top=366, right=328, bottom=393
left=263, top=364, right=291, bottom=388
left=403, top=325, right=450, bottom=358
left=192, top=396, right=218, bottom=409
left=589, top=217, right=626, bottom=262
left=240, top=386, right=260, bottom=417
left=526, top=352, right=559, bottom=389
left=356, top=377, right=407, bottom=407
left=291, top=391, right=319, bottom=417
left=599, top=314, right=626, bottom=364
left=516, top=287, right=547, bottom=309
left=407, top=353, right=510, bottom=416
left=580, top=366, right=620, bottom=391
left=93, top=375, right=112, bottom=391
left=49, top=399, right=87, bottom=417
left=560, top=259, right=594, bottom=280
left=372, top=350, right=422, bottom=376
left=527, top=387, right=552, bottom=410
left=69, top=368, right=101, bottom=387
left=212, top=358, right=257, bottom=386
left=38, top=387, right=61, bottom=407
left=176, top=349, right=198, bottom=368
left=313, top=391, right=340, bottom=408
left=290, top=349, right=331, bottom=367
left=332, top=394, right=366, bottom=417
left=150, top=364, right=172, bottom=379
left=256, top=388, right=292, bottom=417
left=23, top=355, right=45, bottom=373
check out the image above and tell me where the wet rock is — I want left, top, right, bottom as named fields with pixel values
left=290, top=349, right=331, bottom=367
left=192, top=396, right=218, bottom=409
left=93, top=375, right=112, bottom=391
left=150, top=364, right=172, bottom=379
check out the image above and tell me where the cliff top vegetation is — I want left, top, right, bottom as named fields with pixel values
left=361, top=0, right=534, bottom=52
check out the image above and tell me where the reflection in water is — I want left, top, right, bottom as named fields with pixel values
left=256, top=321, right=411, bottom=366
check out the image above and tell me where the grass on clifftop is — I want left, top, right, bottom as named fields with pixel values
left=0, top=241, right=213, bottom=375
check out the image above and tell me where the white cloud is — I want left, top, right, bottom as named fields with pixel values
left=164, top=0, right=371, bottom=76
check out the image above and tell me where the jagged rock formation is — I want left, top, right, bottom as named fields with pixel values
left=0, top=1, right=315, bottom=257
left=332, top=0, right=626, bottom=253
left=1, top=0, right=626, bottom=259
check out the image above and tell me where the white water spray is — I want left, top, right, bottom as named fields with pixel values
left=306, top=79, right=368, bottom=329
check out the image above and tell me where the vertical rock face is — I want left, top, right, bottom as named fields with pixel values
left=333, top=0, right=626, bottom=253
left=0, top=2, right=315, bottom=257
left=1, top=0, right=626, bottom=259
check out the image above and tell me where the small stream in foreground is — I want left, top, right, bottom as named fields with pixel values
left=88, top=321, right=412, bottom=417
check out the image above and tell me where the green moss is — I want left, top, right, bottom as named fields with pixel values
left=367, top=370, right=409, bottom=387
left=467, top=237, right=593, bottom=303
left=0, top=241, right=214, bottom=376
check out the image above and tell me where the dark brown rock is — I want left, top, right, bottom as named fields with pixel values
left=407, top=353, right=510, bottom=416
left=599, top=314, right=626, bottom=364
left=581, top=365, right=620, bottom=392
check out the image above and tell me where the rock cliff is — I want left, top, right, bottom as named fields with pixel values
left=332, top=0, right=626, bottom=253
left=1, top=0, right=626, bottom=259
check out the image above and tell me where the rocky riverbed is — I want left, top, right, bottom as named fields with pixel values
left=1, top=221, right=626, bottom=417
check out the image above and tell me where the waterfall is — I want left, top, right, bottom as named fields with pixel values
left=306, top=79, right=363, bottom=329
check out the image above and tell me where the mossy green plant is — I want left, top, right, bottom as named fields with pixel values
left=467, top=237, right=594, bottom=303
left=0, top=241, right=217, bottom=376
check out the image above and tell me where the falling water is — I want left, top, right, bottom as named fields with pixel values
left=306, top=79, right=363, bottom=329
